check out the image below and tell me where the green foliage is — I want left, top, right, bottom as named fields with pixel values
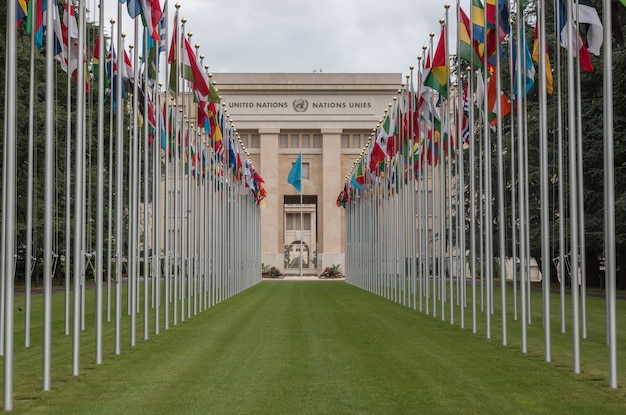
left=459, top=1, right=626, bottom=286
left=261, top=263, right=282, bottom=278
left=319, top=263, right=344, bottom=278
left=0, top=6, right=131, bottom=277
left=6, top=283, right=626, bottom=413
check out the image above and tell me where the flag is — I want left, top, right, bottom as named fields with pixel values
left=355, top=158, right=365, bottom=186
left=512, top=26, right=535, bottom=101
left=423, top=26, right=448, bottom=98
left=158, top=0, right=168, bottom=54
left=486, top=0, right=497, bottom=26
left=557, top=0, right=594, bottom=72
left=487, top=74, right=511, bottom=128
left=576, top=0, right=603, bottom=56
left=532, top=23, right=554, bottom=95
left=140, top=0, right=163, bottom=41
left=459, top=7, right=483, bottom=68
left=460, top=81, right=471, bottom=145
left=126, top=0, right=143, bottom=19
left=368, top=113, right=396, bottom=173
left=471, top=0, right=486, bottom=46
left=287, top=152, right=303, bottom=193
left=181, top=37, right=211, bottom=98
left=17, top=0, right=28, bottom=24
left=30, top=0, right=46, bottom=49
left=106, top=43, right=126, bottom=110
left=497, top=0, right=511, bottom=35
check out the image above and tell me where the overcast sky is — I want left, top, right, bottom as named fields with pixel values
left=105, top=0, right=473, bottom=76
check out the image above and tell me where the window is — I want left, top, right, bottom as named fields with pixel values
left=352, top=134, right=361, bottom=149
left=286, top=213, right=312, bottom=231
left=302, top=162, right=310, bottom=179
left=341, top=134, right=350, bottom=148
left=301, top=134, right=310, bottom=148
left=279, top=134, right=288, bottom=148
left=291, top=134, right=299, bottom=148
left=313, top=134, right=322, bottom=148
left=251, top=134, right=260, bottom=148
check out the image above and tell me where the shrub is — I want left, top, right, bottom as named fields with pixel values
left=319, top=264, right=343, bottom=279
left=262, top=263, right=282, bottom=278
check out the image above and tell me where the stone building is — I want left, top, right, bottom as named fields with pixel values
left=208, top=73, right=402, bottom=274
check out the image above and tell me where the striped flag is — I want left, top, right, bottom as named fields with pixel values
left=423, top=26, right=448, bottom=98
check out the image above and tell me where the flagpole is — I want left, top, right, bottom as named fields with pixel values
left=566, top=0, right=581, bottom=375
left=538, top=0, right=551, bottom=363
left=143, top=25, right=151, bottom=341
left=95, top=0, right=106, bottom=366
left=114, top=5, right=125, bottom=356
left=41, top=0, right=55, bottom=392
left=514, top=9, right=527, bottom=353
left=2, top=0, right=18, bottom=409
left=107, top=18, right=115, bottom=324
left=24, top=0, right=39, bottom=350
left=602, top=0, right=617, bottom=389
left=72, top=0, right=87, bottom=377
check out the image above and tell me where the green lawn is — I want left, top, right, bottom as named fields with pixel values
left=3, top=280, right=626, bottom=414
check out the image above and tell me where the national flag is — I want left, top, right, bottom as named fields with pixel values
left=497, top=0, right=511, bottom=35
left=576, top=0, right=603, bottom=56
left=181, top=37, right=211, bottom=98
left=140, top=0, right=163, bottom=41
left=423, top=26, right=448, bottom=98
left=471, top=0, right=486, bottom=46
left=368, top=112, right=396, bottom=172
left=355, top=158, right=365, bottom=186
left=460, top=81, right=471, bottom=145
left=486, top=0, right=497, bottom=26
left=350, top=173, right=361, bottom=193
left=60, top=0, right=85, bottom=76
left=126, top=0, right=143, bottom=19
left=158, top=0, right=168, bottom=54
left=160, top=102, right=170, bottom=156
left=532, top=23, right=554, bottom=95
left=459, top=7, right=483, bottom=68
left=287, top=152, right=303, bottom=193
left=557, top=0, right=594, bottom=72
left=106, top=43, right=126, bottom=110
left=512, top=26, right=535, bottom=101
left=29, top=0, right=46, bottom=48
left=486, top=73, right=511, bottom=128
left=17, top=0, right=28, bottom=25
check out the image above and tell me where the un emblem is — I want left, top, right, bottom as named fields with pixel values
left=293, top=99, right=309, bottom=112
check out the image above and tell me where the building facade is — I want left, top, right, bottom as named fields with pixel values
left=213, top=73, right=402, bottom=274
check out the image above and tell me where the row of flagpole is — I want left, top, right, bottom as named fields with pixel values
left=340, top=0, right=618, bottom=389
left=2, top=0, right=266, bottom=410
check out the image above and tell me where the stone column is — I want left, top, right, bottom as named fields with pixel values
left=258, top=129, right=282, bottom=267
left=321, top=128, right=344, bottom=268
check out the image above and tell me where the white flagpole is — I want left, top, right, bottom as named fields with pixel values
left=95, top=0, right=106, bottom=365
left=566, top=0, right=581, bottom=374
left=114, top=5, right=125, bottom=356
left=72, top=0, right=87, bottom=377
left=538, top=0, right=552, bottom=363
left=41, top=0, right=54, bottom=392
left=602, top=0, right=617, bottom=389
left=143, top=26, right=151, bottom=341
left=3, top=1, right=18, bottom=409
left=107, top=19, right=116, bottom=324
left=24, top=0, right=38, bottom=349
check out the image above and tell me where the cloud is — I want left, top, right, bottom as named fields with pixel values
left=109, top=0, right=467, bottom=74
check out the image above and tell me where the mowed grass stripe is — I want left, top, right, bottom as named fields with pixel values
left=7, top=281, right=626, bottom=414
